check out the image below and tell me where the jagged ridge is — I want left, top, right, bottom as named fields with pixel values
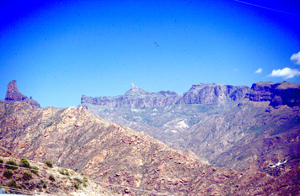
left=81, top=83, right=250, bottom=108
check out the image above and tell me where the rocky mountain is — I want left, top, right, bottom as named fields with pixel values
left=81, top=84, right=181, bottom=108
left=81, top=83, right=250, bottom=108
left=80, top=83, right=250, bottom=147
left=80, top=81, right=300, bottom=175
left=0, top=95, right=299, bottom=194
left=246, top=81, right=300, bottom=107
left=176, top=83, right=249, bottom=104
left=4, top=80, right=40, bottom=108
left=178, top=81, right=300, bottom=172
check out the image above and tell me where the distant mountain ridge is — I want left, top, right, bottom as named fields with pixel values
left=1, top=93, right=299, bottom=195
left=81, top=83, right=250, bottom=108
left=80, top=80, right=300, bottom=174
left=246, top=81, right=300, bottom=107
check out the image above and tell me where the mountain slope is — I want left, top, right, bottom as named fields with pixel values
left=1, top=80, right=300, bottom=195
left=0, top=146, right=117, bottom=196
left=1, top=101, right=300, bottom=195
left=178, top=81, right=300, bottom=173
left=79, top=83, right=249, bottom=147
left=80, top=81, right=300, bottom=175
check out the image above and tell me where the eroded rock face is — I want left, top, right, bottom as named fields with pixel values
left=246, top=81, right=300, bottom=107
left=81, top=83, right=250, bottom=108
left=176, top=83, right=250, bottom=104
left=4, top=80, right=40, bottom=108
left=1, top=101, right=299, bottom=195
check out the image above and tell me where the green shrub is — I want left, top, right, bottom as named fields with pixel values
left=19, top=158, right=30, bottom=168
left=45, top=160, right=53, bottom=168
left=39, top=180, right=47, bottom=188
left=74, top=183, right=79, bottom=189
left=30, top=166, right=39, bottom=175
left=59, top=169, right=70, bottom=176
left=0, top=159, right=3, bottom=167
left=3, top=169, right=13, bottom=179
left=73, top=177, right=82, bottom=184
left=83, top=182, right=87, bottom=187
left=8, top=180, right=17, bottom=188
left=23, top=172, right=33, bottom=181
left=5, top=160, right=18, bottom=170
left=49, top=174, right=55, bottom=181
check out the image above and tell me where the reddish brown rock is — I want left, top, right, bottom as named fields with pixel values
left=0, top=101, right=299, bottom=195
left=4, top=80, right=40, bottom=108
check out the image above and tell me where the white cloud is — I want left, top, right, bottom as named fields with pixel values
left=290, top=51, right=300, bottom=65
left=255, top=68, right=262, bottom=74
left=268, top=67, right=300, bottom=79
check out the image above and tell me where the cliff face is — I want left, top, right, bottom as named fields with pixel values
left=246, top=81, right=300, bottom=107
left=81, top=83, right=250, bottom=108
left=4, top=80, right=40, bottom=108
left=80, top=81, right=300, bottom=177
left=176, top=83, right=250, bottom=104
left=177, top=82, right=300, bottom=175
left=1, top=101, right=299, bottom=195
left=81, top=86, right=181, bottom=108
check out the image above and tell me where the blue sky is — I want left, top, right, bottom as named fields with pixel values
left=1, top=0, right=300, bottom=108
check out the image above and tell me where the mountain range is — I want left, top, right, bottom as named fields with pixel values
left=0, top=80, right=300, bottom=195
left=80, top=81, right=300, bottom=171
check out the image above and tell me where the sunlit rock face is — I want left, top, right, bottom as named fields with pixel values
left=4, top=80, right=40, bottom=108
left=81, top=83, right=250, bottom=108
left=176, top=83, right=250, bottom=104
left=246, top=81, right=300, bottom=107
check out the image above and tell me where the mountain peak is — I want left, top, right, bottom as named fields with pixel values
left=5, top=80, right=27, bottom=101
left=125, top=83, right=146, bottom=95
left=4, top=80, right=40, bottom=108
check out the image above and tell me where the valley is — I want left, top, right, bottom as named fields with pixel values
left=0, top=80, right=299, bottom=195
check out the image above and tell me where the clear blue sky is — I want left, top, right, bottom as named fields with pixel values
left=1, top=0, right=300, bottom=108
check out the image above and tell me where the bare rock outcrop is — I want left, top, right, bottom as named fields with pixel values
left=4, top=80, right=40, bottom=108
left=246, top=81, right=300, bottom=107
left=81, top=83, right=250, bottom=109
left=81, top=83, right=181, bottom=108
left=176, top=83, right=250, bottom=104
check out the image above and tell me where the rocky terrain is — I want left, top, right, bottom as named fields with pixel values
left=80, top=83, right=249, bottom=146
left=81, top=83, right=250, bottom=108
left=177, top=81, right=300, bottom=171
left=176, top=83, right=249, bottom=104
left=1, top=81, right=299, bottom=195
left=0, top=146, right=117, bottom=195
left=80, top=81, right=300, bottom=179
left=4, top=80, right=40, bottom=108
left=246, top=81, right=300, bottom=107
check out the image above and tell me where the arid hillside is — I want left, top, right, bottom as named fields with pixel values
left=0, top=80, right=299, bottom=195
left=0, top=146, right=117, bottom=195
left=0, top=100, right=299, bottom=195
